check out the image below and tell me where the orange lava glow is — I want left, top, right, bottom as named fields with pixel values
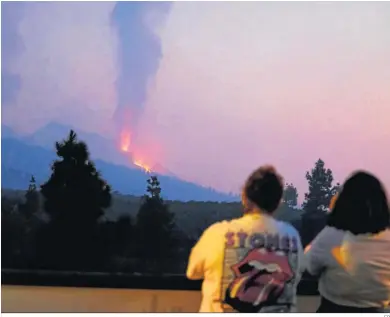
left=119, top=127, right=153, bottom=174
left=120, top=130, right=131, bottom=153
left=133, top=159, right=152, bottom=173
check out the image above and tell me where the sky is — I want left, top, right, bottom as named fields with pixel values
left=2, top=1, right=390, bottom=199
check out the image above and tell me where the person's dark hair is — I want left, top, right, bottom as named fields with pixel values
left=327, top=171, right=390, bottom=235
left=243, top=165, right=284, bottom=214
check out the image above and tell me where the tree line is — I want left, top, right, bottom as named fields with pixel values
left=2, top=130, right=340, bottom=274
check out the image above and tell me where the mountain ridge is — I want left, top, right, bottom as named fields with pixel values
left=1, top=130, right=239, bottom=202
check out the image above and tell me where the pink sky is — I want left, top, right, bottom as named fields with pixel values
left=3, top=2, right=390, bottom=200
left=139, top=2, right=390, bottom=197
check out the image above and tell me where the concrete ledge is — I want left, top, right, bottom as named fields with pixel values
left=2, top=269, right=319, bottom=295
left=1, top=285, right=321, bottom=313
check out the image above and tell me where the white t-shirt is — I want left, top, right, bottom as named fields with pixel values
left=186, top=212, right=304, bottom=312
left=305, top=226, right=390, bottom=308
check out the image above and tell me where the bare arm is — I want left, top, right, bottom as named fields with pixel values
left=186, top=224, right=217, bottom=280
left=304, top=227, right=332, bottom=276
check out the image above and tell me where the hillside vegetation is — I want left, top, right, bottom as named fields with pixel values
left=2, top=130, right=336, bottom=274
left=2, top=188, right=302, bottom=239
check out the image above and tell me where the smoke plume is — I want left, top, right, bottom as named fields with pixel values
left=112, top=2, right=172, bottom=133
left=2, top=2, right=119, bottom=136
left=112, top=2, right=172, bottom=170
left=2, top=1, right=173, bottom=173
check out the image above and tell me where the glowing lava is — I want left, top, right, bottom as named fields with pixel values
left=119, top=128, right=153, bottom=174
left=133, top=159, right=152, bottom=173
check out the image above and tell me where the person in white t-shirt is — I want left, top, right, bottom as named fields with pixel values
left=305, top=170, right=390, bottom=313
left=186, top=165, right=304, bottom=313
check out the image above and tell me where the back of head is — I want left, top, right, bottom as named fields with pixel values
left=242, top=165, right=284, bottom=214
left=327, top=171, right=390, bottom=235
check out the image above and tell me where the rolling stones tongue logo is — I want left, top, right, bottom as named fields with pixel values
left=225, top=248, right=293, bottom=312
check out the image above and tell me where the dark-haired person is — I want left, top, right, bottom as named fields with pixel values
left=305, top=171, right=390, bottom=313
left=186, top=165, right=304, bottom=312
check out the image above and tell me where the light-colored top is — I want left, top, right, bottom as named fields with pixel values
left=186, top=213, right=304, bottom=313
left=305, top=226, right=390, bottom=308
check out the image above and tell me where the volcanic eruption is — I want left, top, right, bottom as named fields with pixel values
left=119, top=127, right=153, bottom=174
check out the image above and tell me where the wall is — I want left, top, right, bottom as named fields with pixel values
left=2, top=285, right=320, bottom=313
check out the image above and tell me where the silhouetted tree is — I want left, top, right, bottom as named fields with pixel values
left=41, top=131, right=111, bottom=224
left=38, top=130, right=112, bottom=270
left=97, top=214, right=134, bottom=272
left=115, top=215, right=134, bottom=254
left=302, top=159, right=336, bottom=214
left=28, top=175, right=37, bottom=191
left=300, top=159, right=338, bottom=246
left=20, top=175, right=40, bottom=220
left=135, top=175, right=176, bottom=273
left=1, top=196, right=25, bottom=268
left=283, top=183, right=298, bottom=208
left=2, top=180, right=43, bottom=270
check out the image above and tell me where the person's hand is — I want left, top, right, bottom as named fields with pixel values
left=328, top=194, right=338, bottom=213
left=304, top=244, right=312, bottom=253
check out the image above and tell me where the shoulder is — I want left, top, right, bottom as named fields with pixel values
left=309, top=226, right=345, bottom=252
left=318, top=226, right=345, bottom=240
left=202, top=220, right=230, bottom=237
left=382, top=228, right=390, bottom=240
left=275, top=219, right=300, bottom=239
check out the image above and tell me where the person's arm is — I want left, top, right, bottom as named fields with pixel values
left=296, top=234, right=305, bottom=276
left=186, top=224, right=217, bottom=280
left=304, top=227, right=331, bottom=276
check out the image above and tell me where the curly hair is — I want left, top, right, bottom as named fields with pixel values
left=327, top=171, right=390, bottom=235
left=242, top=165, right=284, bottom=214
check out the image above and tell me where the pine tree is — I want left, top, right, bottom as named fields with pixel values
left=135, top=175, right=176, bottom=272
left=28, top=175, right=37, bottom=191
left=39, top=130, right=112, bottom=270
left=302, top=158, right=338, bottom=214
left=41, top=130, right=111, bottom=225
left=98, top=214, right=134, bottom=271
left=283, top=183, right=298, bottom=208
left=113, top=214, right=134, bottom=258
left=20, top=175, right=40, bottom=220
